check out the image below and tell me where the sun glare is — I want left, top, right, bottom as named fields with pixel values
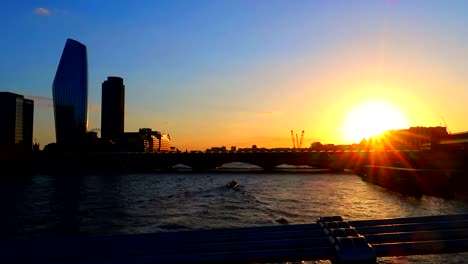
left=341, top=100, right=410, bottom=143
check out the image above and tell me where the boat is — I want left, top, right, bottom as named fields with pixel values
left=226, top=180, right=238, bottom=189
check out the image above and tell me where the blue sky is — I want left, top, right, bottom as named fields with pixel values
left=1, top=1, right=467, bottom=150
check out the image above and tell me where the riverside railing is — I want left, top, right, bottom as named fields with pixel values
left=2, top=213, right=468, bottom=263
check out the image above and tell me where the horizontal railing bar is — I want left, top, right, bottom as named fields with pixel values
left=151, top=247, right=336, bottom=264
left=374, top=239, right=468, bottom=257
left=356, top=220, right=468, bottom=235
left=8, top=237, right=468, bottom=263
left=350, top=213, right=468, bottom=227
left=153, top=228, right=324, bottom=244
left=0, top=223, right=322, bottom=247
left=4, top=214, right=468, bottom=263
left=0, top=229, right=325, bottom=255
left=1, top=237, right=332, bottom=263
left=9, top=228, right=468, bottom=261
left=151, top=237, right=331, bottom=255
left=366, top=229, right=468, bottom=244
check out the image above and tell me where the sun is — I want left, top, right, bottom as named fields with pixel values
left=341, top=100, right=410, bottom=143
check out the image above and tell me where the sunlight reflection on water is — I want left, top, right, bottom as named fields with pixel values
left=1, top=172, right=468, bottom=263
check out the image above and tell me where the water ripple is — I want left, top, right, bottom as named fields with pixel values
left=1, top=172, right=468, bottom=263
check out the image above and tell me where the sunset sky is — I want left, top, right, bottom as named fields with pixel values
left=1, top=1, right=467, bottom=150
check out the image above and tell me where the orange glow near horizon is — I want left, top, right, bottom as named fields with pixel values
left=341, top=100, right=410, bottom=143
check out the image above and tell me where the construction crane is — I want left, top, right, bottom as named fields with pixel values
left=299, top=130, right=305, bottom=148
left=290, top=130, right=305, bottom=149
left=290, top=130, right=296, bottom=149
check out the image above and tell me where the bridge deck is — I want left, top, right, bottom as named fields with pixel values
left=2, top=214, right=468, bottom=263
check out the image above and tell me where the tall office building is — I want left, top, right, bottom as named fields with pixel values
left=0, top=92, right=34, bottom=148
left=52, top=38, right=88, bottom=144
left=101, top=76, right=125, bottom=142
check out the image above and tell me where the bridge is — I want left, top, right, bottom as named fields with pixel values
left=3, top=213, right=468, bottom=263
left=36, top=150, right=330, bottom=172
left=33, top=149, right=468, bottom=173
left=25, top=149, right=467, bottom=198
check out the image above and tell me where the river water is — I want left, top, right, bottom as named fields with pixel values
left=1, top=171, right=468, bottom=263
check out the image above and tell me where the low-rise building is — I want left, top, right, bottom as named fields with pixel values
left=0, top=92, right=34, bottom=149
left=121, top=128, right=171, bottom=152
left=378, top=126, right=448, bottom=150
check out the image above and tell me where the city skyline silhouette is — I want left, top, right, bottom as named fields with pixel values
left=1, top=1, right=467, bottom=150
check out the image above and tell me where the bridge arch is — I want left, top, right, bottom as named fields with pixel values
left=218, top=162, right=262, bottom=170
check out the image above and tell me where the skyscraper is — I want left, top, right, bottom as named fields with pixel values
left=101, top=76, right=125, bottom=142
left=0, top=92, right=34, bottom=149
left=52, top=38, right=88, bottom=144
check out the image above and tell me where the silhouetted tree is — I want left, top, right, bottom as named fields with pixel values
left=310, top=142, right=323, bottom=151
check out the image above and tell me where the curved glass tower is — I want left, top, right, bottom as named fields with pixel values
left=52, top=38, right=88, bottom=144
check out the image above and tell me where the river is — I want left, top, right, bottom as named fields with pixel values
left=1, top=171, right=468, bottom=263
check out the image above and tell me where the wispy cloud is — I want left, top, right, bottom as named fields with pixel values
left=34, top=7, right=68, bottom=16
left=259, top=111, right=282, bottom=116
left=34, top=7, right=50, bottom=16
